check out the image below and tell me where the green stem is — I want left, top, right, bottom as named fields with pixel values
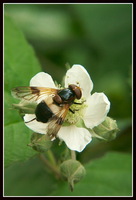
left=47, top=149, right=57, bottom=165
left=39, top=153, right=62, bottom=180
left=71, top=150, right=76, bottom=160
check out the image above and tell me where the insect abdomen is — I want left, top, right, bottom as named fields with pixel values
left=35, top=101, right=54, bottom=123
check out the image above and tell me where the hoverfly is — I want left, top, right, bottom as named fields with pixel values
left=12, top=84, right=82, bottom=139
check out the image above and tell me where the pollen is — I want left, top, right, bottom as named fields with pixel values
left=65, top=97, right=87, bottom=124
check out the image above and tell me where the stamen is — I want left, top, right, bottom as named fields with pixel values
left=65, top=97, right=87, bottom=124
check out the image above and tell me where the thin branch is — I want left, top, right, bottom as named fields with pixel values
left=39, top=153, right=62, bottom=180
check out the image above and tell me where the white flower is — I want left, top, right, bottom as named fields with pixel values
left=24, top=65, right=110, bottom=152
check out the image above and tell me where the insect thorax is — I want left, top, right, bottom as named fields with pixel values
left=57, top=88, right=75, bottom=103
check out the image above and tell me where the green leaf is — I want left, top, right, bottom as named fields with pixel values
left=52, top=152, right=132, bottom=196
left=4, top=14, right=42, bottom=167
left=4, top=122, right=38, bottom=167
left=4, top=152, right=132, bottom=196
left=4, top=156, right=59, bottom=196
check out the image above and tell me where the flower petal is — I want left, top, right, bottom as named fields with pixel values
left=57, top=125, right=92, bottom=152
left=24, top=114, right=48, bottom=134
left=83, top=92, right=110, bottom=129
left=65, top=65, right=93, bottom=98
left=30, top=72, right=56, bottom=88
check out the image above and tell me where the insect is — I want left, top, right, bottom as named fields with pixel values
left=12, top=84, right=82, bottom=139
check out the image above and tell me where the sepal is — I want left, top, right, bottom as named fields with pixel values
left=60, top=159, right=86, bottom=191
left=92, top=117, right=119, bottom=141
left=28, top=132, right=52, bottom=152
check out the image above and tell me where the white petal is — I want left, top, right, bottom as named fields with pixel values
left=65, top=65, right=93, bottom=98
left=83, top=92, right=110, bottom=129
left=57, top=125, right=92, bottom=152
left=30, top=72, right=56, bottom=88
left=24, top=114, right=48, bottom=134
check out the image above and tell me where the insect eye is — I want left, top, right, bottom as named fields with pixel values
left=74, top=88, right=82, bottom=99
left=69, top=84, right=82, bottom=99
left=53, top=94, right=63, bottom=104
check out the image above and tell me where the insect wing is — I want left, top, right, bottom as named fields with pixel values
left=12, top=86, right=71, bottom=139
left=11, top=86, right=58, bottom=102
left=47, top=104, right=70, bottom=139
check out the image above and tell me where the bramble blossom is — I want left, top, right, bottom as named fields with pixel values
left=24, top=65, right=110, bottom=152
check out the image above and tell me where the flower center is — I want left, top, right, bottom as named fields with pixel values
left=64, top=97, right=87, bottom=125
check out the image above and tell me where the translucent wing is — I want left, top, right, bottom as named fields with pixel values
left=23, top=101, right=70, bottom=139
left=11, top=86, right=58, bottom=102
left=46, top=104, right=70, bottom=139
left=12, top=86, right=71, bottom=139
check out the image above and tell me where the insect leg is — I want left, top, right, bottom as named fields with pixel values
left=73, top=100, right=86, bottom=105
left=69, top=108, right=75, bottom=113
left=69, top=108, right=80, bottom=113
left=25, top=117, right=36, bottom=123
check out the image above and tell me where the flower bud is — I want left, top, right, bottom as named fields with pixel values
left=93, top=117, right=119, bottom=141
left=28, top=132, right=52, bottom=152
left=60, top=159, right=86, bottom=191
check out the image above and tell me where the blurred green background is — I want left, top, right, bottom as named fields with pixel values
left=4, top=3, right=132, bottom=196
left=5, top=3, right=132, bottom=119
